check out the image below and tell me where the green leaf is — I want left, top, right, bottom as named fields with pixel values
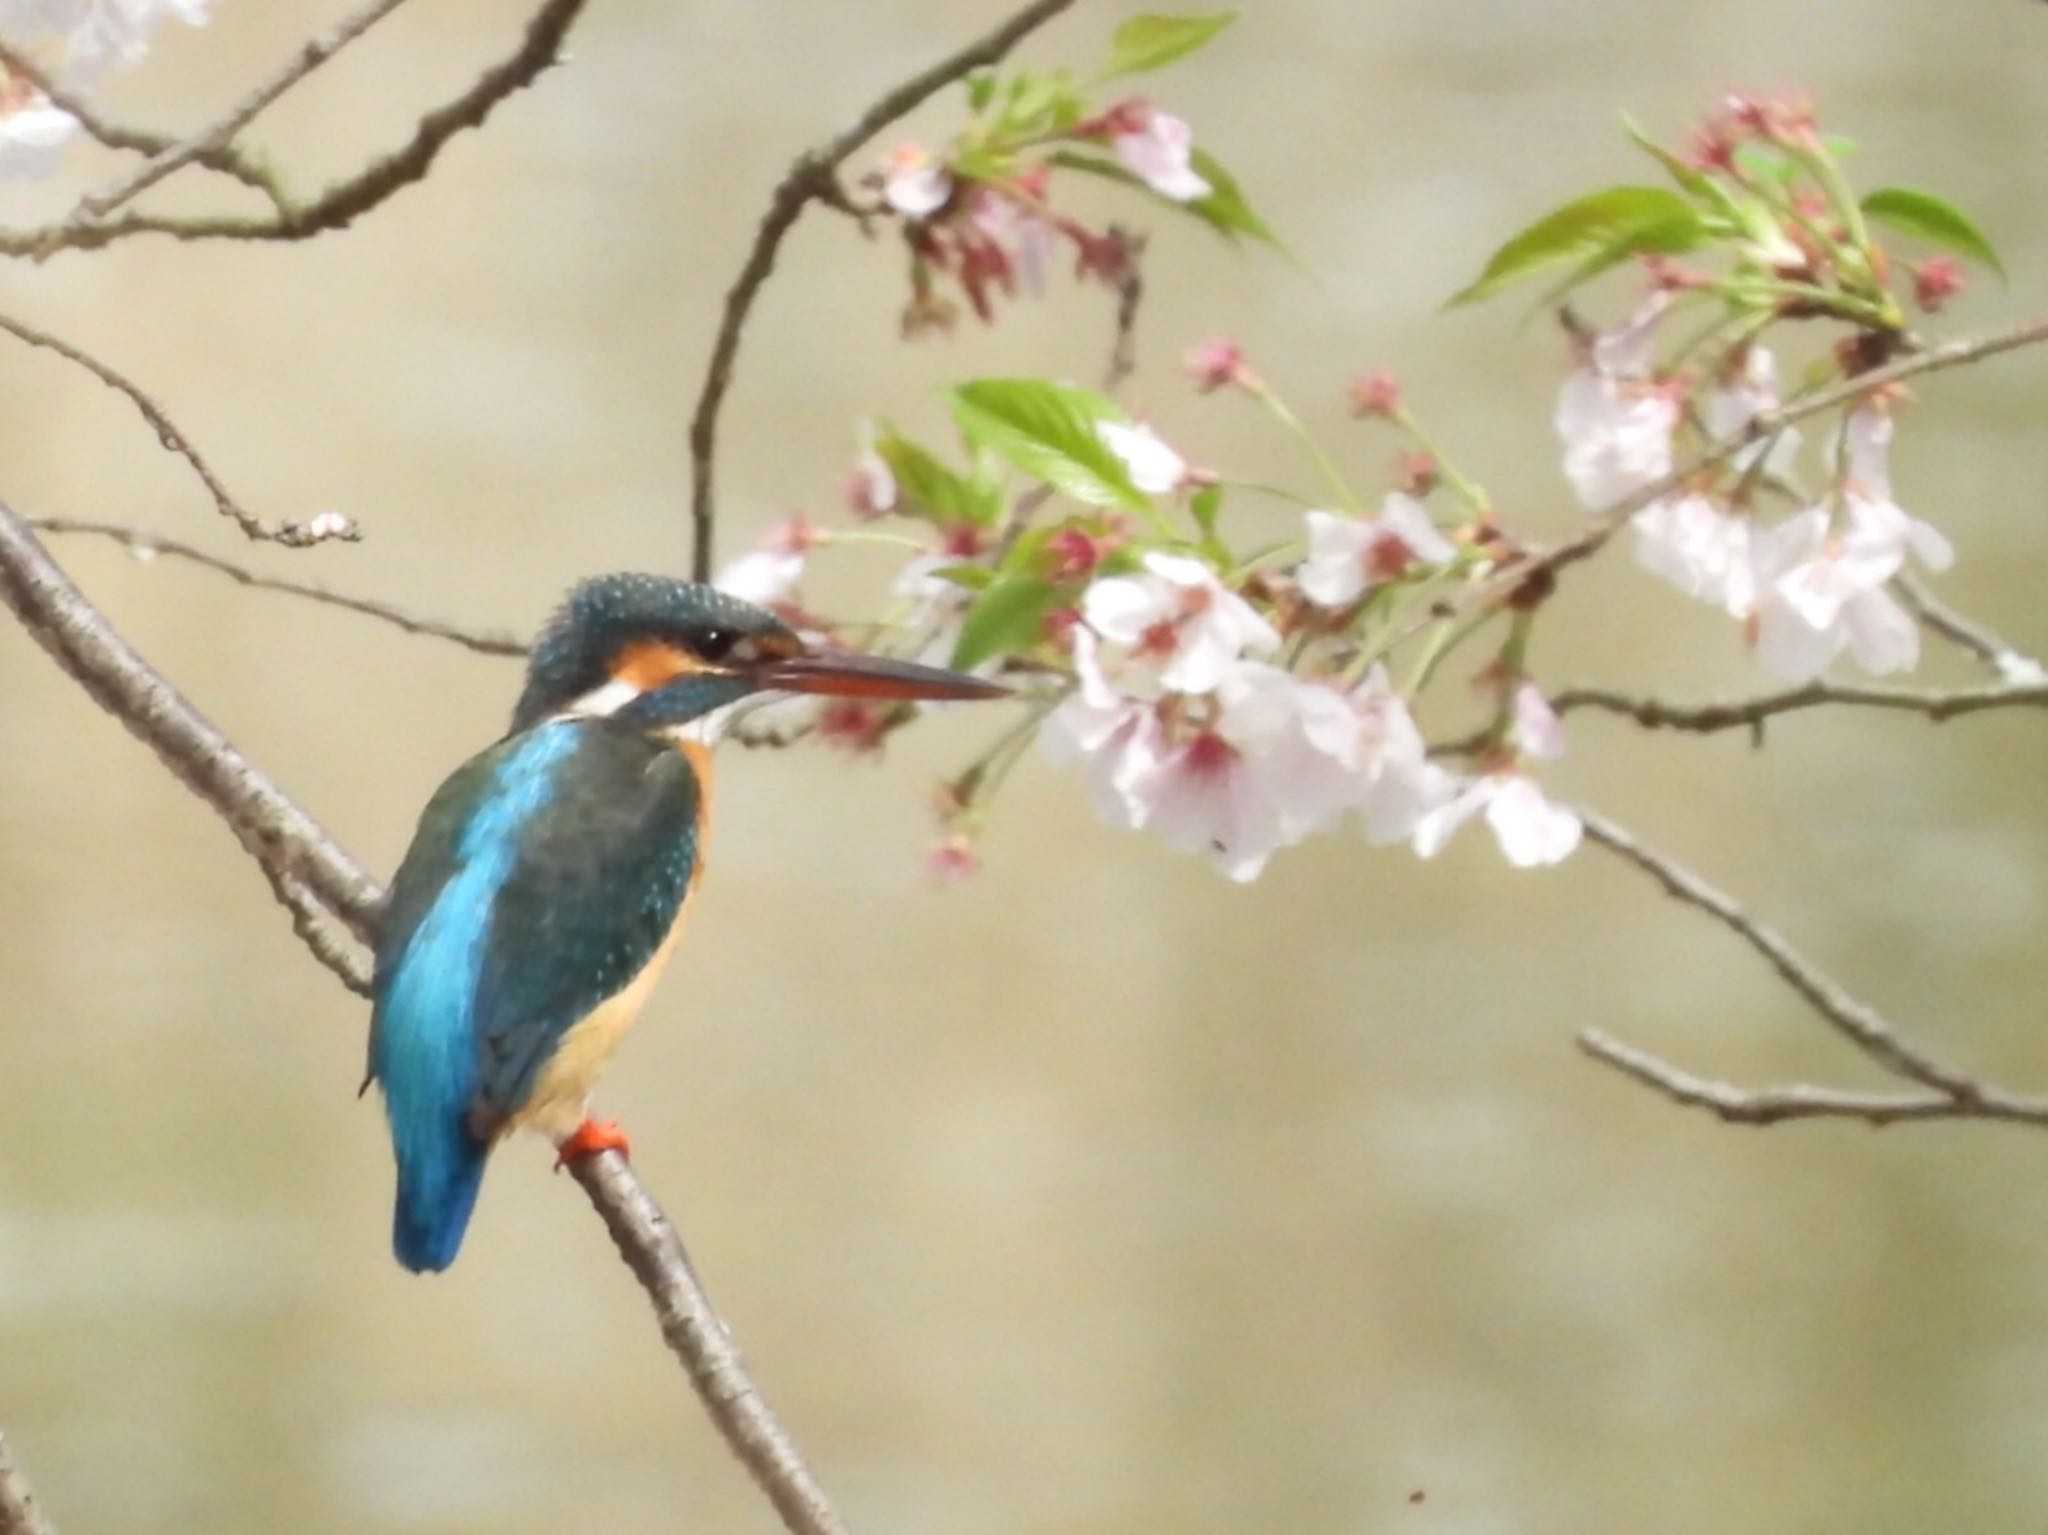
left=1448, top=186, right=1699, bottom=307
left=965, top=69, right=997, bottom=113
left=1620, top=112, right=1713, bottom=198
left=929, top=563, right=995, bottom=591
left=874, top=429, right=1000, bottom=526
left=1862, top=186, right=2005, bottom=278
left=1534, top=211, right=1709, bottom=308
left=951, top=575, right=1061, bottom=671
left=948, top=380, right=1147, bottom=512
left=1189, top=484, right=1222, bottom=538
left=1104, top=12, right=1236, bottom=77
left=1184, top=147, right=1280, bottom=247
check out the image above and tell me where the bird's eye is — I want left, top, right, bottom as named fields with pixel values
left=695, top=628, right=735, bottom=659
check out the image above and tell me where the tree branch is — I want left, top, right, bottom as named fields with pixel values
left=0, top=315, right=357, bottom=547
left=1576, top=807, right=2048, bottom=1123
left=1552, top=675, right=2048, bottom=736
left=31, top=517, right=525, bottom=656
left=1895, top=572, right=2047, bottom=686
left=687, top=0, right=1084, bottom=581
left=0, top=1431, right=57, bottom=1535
left=0, top=0, right=589, bottom=258
left=0, top=501, right=850, bottom=1535
left=1575, top=1029, right=2048, bottom=1129
left=66, top=0, right=414, bottom=225
left=0, top=38, right=283, bottom=206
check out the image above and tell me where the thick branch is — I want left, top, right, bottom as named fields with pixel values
left=1553, top=676, right=2048, bottom=735
left=32, top=517, right=525, bottom=656
left=1, top=0, right=589, bottom=257
left=687, top=0, right=1083, bottom=580
left=0, top=502, right=383, bottom=935
left=0, top=1432, right=57, bottom=1535
left=0, top=315, right=355, bottom=547
left=0, top=502, right=848, bottom=1535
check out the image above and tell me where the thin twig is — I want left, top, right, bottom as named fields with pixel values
left=0, top=0, right=589, bottom=258
left=0, top=1431, right=57, bottom=1535
left=1895, top=572, right=2047, bottom=686
left=1399, top=315, right=2048, bottom=646
left=1102, top=225, right=1146, bottom=395
left=257, top=862, right=374, bottom=997
left=0, top=502, right=849, bottom=1535
left=1575, top=1030, right=2048, bottom=1128
left=1552, top=676, right=2048, bottom=734
left=1577, top=807, right=1999, bottom=1102
left=32, top=517, right=525, bottom=656
left=0, top=315, right=355, bottom=547
left=687, top=0, right=1083, bottom=581
left=0, top=38, right=283, bottom=206
left=68, top=0, right=414, bottom=224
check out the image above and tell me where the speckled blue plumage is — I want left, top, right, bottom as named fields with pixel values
left=368, top=716, right=707, bottom=1272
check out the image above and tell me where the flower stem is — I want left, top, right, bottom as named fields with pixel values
left=1243, top=379, right=1362, bottom=513
left=1389, top=407, right=1490, bottom=514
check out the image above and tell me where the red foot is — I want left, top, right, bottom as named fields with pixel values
left=555, top=1117, right=632, bottom=1170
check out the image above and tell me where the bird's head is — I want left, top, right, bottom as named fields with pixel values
left=509, top=573, right=1004, bottom=735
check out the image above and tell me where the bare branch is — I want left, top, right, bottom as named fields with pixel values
left=32, top=517, right=525, bottom=657
left=1396, top=315, right=2048, bottom=648
left=0, top=502, right=849, bottom=1535
left=688, top=0, right=1084, bottom=581
left=1552, top=676, right=2048, bottom=735
left=0, top=501, right=384, bottom=935
left=568, top=1153, right=852, bottom=1535
left=1102, top=225, right=1146, bottom=396
left=0, top=37, right=283, bottom=206
left=1577, top=807, right=2023, bottom=1106
left=0, top=1431, right=57, bottom=1535
left=1576, top=1030, right=2048, bottom=1129
left=1895, top=572, right=2047, bottom=686
left=0, top=0, right=589, bottom=258
left=0, top=315, right=355, bottom=547
left=67, top=0, right=414, bottom=224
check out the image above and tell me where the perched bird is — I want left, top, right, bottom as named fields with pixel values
left=367, top=573, right=1004, bottom=1272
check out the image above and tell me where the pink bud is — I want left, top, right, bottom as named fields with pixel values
left=1183, top=337, right=1251, bottom=393
left=1910, top=255, right=1967, bottom=314
left=1348, top=370, right=1402, bottom=418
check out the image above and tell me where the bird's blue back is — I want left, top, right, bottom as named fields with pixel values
left=370, top=719, right=700, bottom=1271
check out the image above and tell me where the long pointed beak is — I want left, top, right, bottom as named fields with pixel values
left=756, top=649, right=1008, bottom=702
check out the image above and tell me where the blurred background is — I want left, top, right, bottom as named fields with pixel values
left=3, top=2, right=2047, bottom=1531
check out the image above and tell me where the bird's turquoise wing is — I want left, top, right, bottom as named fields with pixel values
left=465, top=725, right=702, bottom=1136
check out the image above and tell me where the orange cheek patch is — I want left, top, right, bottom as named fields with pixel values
left=612, top=640, right=700, bottom=691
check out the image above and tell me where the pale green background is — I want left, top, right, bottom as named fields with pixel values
left=3, top=2, right=2047, bottom=1532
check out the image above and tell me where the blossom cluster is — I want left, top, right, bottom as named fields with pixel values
left=713, top=80, right=1996, bottom=887
left=0, top=0, right=211, bottom=179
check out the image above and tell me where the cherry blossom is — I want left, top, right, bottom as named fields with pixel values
left=1081, top=551, right=1278, bottom=694
left=1704, top=344, right=1798, bottom=476
left=1555, top=296, right=1679, bottom=511
left=1413, top=773, right=1583, bottom=868
left=1098, top=420, right=1190, bottom=495
left=1744, top=507, right=1908, bottom=680
left=1106, top=101, right=1211, bottom=203
left=1629, top=493, right=1754, bottom=614
left=0, top=97, right=79, bottom=180
left=879, top=142, right=952, bottom=219
left=715, top=517, right=815, bottom=606
left=844, top=422, right=898, bottom=519
left=1296, top=495, right=1456, bottom=609
left=969, top=190, right=1054, bottom=298
left=1039, top=626, right=1163, bottom=830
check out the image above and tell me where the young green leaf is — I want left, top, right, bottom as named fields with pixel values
left=950, top=574, right=1062, bottom=671
left=1103, top=12, right=1237, bottom=78
left=1449, top=186, right=1698, bottom=307
left=949, top=380, right=1148, bottom=512
left=875, top=429, right=1002, bottom=525
left=1534, top=210, right=1709, bottom=308
left=1861, top=186, right=2005, bottom=278
left=1049, top=147, right=1281, bottom=249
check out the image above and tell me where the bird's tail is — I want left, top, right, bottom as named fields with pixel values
left=392, top=1120, right=489, bottom=1273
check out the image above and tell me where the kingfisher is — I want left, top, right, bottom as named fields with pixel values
left=366, top=572, right=1004, bottom=1273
